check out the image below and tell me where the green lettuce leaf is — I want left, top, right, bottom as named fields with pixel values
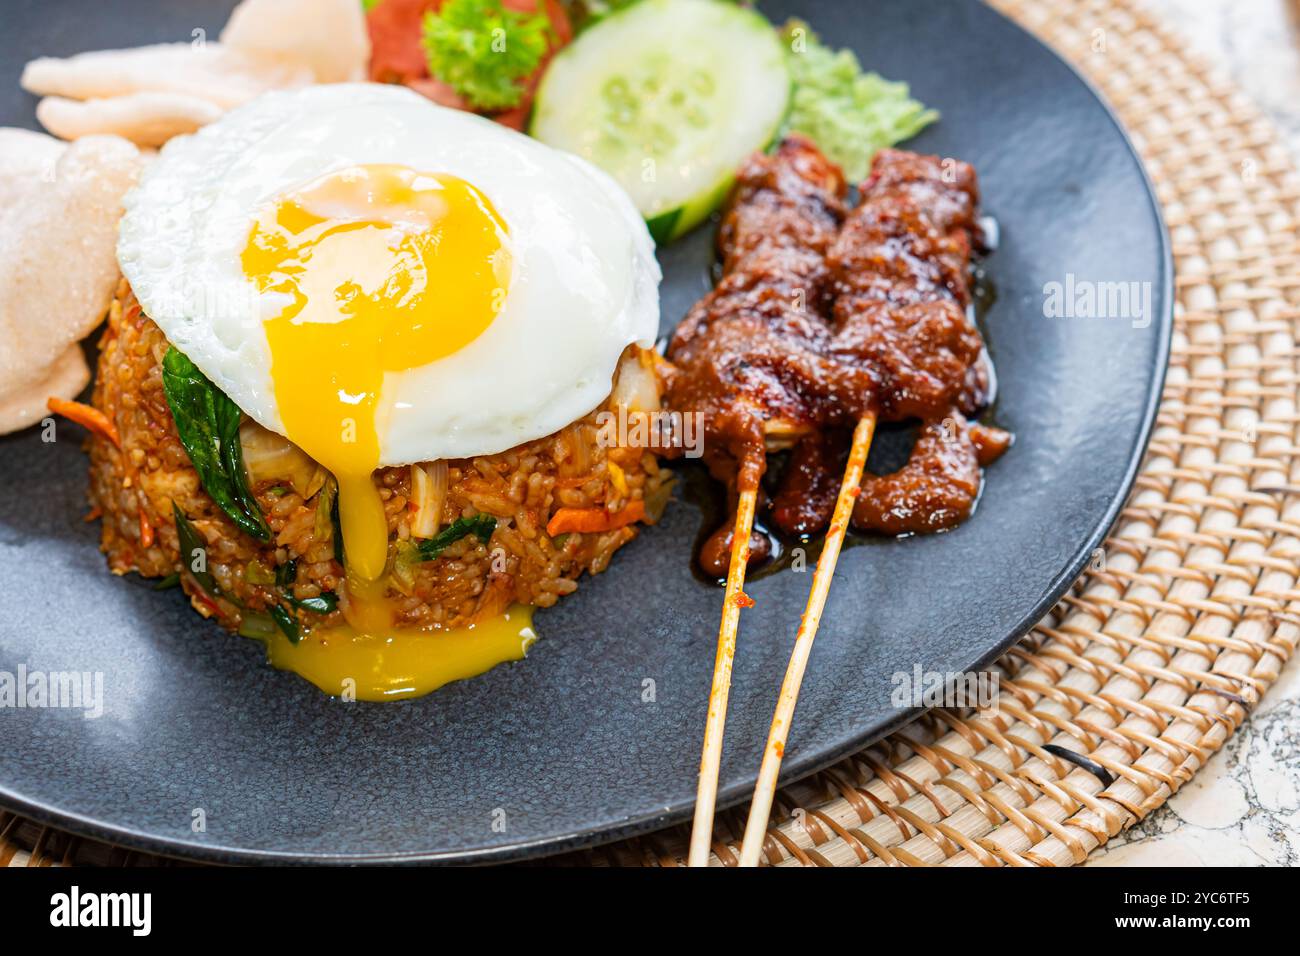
left=780, top=19, right=938, bottom=181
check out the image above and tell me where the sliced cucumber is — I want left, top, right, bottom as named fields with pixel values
left=530, top=0, right=790, bottom=243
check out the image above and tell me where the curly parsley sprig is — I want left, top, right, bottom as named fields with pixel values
left=422, top=0, right=553, bottom=111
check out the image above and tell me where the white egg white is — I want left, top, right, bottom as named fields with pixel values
left=116, top=83, right=661, bottom=464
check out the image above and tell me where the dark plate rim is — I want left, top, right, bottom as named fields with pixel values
left=0, top=1, right=1174, bottom=865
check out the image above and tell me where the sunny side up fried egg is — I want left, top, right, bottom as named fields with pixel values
left=117, top=83, right=660, bottom=597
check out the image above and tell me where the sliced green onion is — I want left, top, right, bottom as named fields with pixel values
left=269, top=604, right=300, bottom=644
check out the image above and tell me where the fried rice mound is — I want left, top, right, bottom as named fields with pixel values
left=87, top=281, right=670, bottom=633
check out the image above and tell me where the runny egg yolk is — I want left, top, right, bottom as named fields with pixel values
left=241, top=164, right=510, bottom=597
left=263, top=604, right=537, bottom=701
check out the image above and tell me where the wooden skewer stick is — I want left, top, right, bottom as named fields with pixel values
left=737, top=412, right=877, bottom=867
left=686, top=476, right=760, bottom=867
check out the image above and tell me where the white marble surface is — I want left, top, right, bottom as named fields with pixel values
left=1085, top=0, right=1300, bottom=867
left=1086, top=653, right=1300, bottom=865
left=1145, top=0, right=1300, bottom=154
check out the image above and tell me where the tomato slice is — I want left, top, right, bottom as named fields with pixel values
left=366, top=0, right=572, bottom=124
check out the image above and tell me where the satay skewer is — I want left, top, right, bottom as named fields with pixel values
left=687, top=473, right=760, bottom=867
left=738, top=412, right=877, bottom=866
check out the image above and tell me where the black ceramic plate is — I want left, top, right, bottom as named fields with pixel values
left=0, top=0, right=1170, bottom=863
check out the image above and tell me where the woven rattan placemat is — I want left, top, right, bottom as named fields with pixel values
left=4, top=0, right=1298, bottom=868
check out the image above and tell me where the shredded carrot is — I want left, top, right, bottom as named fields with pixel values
left=84, top=506, right=102, bottom=522
left=191, top=589, right=220, bottom=619
left=546, top=500, right=646, bottom=537
left=733, top=591, right=755, bottom=609
left=47, top=397, right=120, bottom=449
left=138, top=509, right=154, bottom=549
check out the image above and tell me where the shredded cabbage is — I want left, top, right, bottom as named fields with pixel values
left=779, top=19, right=938, bottom=181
